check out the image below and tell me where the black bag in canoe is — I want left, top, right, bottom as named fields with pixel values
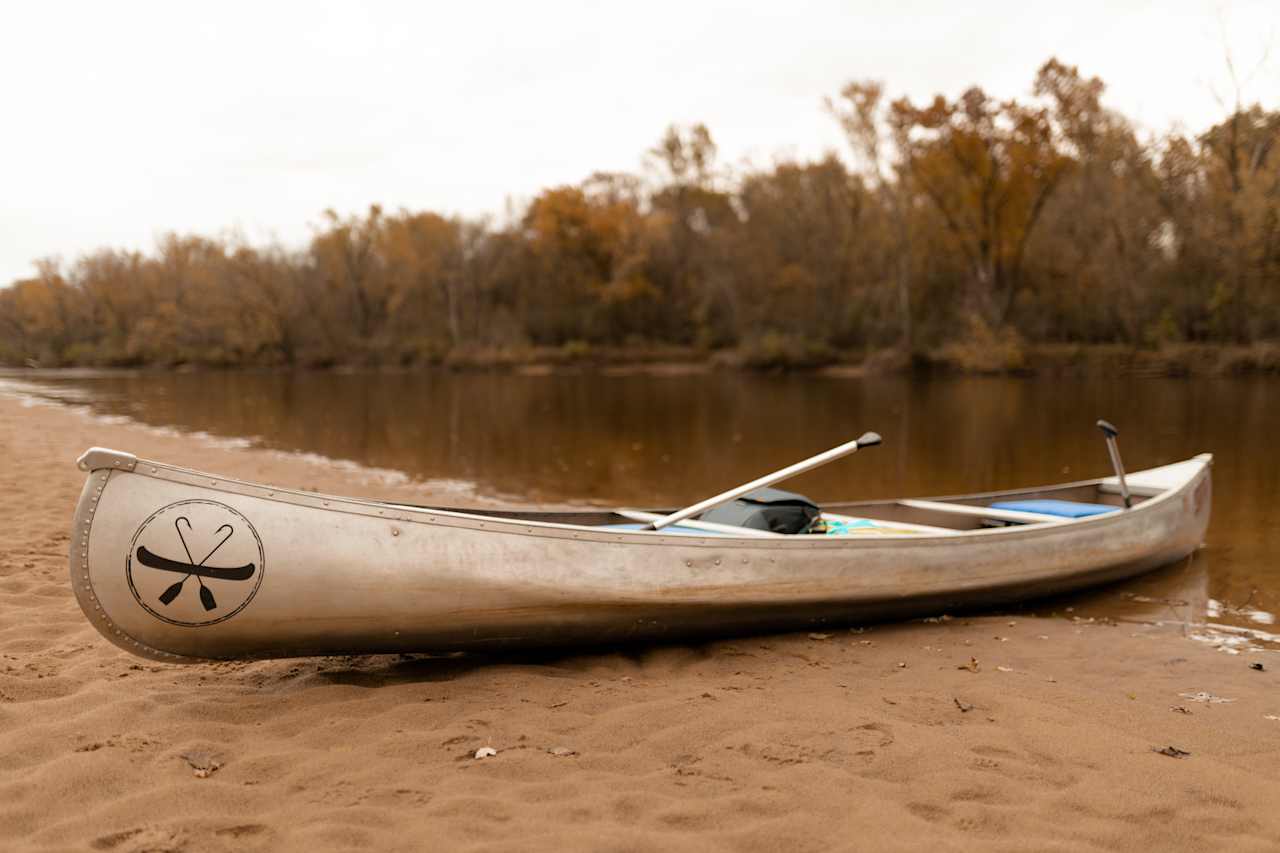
left=699, top=487, right=820, bottom=534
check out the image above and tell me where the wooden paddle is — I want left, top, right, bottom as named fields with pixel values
left=646, top=432, right=882, bottom=531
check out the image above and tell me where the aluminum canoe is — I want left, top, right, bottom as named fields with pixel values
left=69, top=448, right=1212, bottom=662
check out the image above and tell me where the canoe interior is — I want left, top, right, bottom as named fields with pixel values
left=408, top=480, right=1139, bottom=533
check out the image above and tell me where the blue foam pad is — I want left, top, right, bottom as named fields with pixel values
left=989, top=499, right=1118, bottom=518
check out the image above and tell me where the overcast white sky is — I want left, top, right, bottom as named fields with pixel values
left=2, top=0, right=1276, bottom=285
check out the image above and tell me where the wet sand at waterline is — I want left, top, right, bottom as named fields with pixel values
left=2, top=393, right=1279, bottom=852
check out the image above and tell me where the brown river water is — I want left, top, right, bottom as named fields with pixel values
left=4, top=369, right=1277, bottom=649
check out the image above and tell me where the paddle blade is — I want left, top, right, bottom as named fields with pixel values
left=199, top=585, right=217, bottom=611
left=158, top=580, right=185, bottom=605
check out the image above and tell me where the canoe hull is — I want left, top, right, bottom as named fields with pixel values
left=70, top=453, right=1212, bottom=662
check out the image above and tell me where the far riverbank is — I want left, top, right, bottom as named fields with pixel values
left=8, top=341, right=1280, bottom=377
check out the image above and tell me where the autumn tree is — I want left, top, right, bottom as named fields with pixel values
left=646, top=124, right=737, bottom=346
left=222, top=242, right=313, bottom=365
left=375, top=211, right=467, bottom=356
left=1194, top=106, right=1280, bottom=340
left=888, top=82, right=1074, bottom=329
left=1023, top=59, right=1166, bottom=343
left=827, top=81, right=916, bottom=349
left=517, top=181, right=655, bottom=344
left=0, top=262, right=80, bottom=364
left=732, top=156, right=871, bottom=348
left=310, top=206, right=390, bottom=355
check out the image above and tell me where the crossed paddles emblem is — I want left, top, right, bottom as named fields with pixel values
left=135, top=516, right=256, bottom=611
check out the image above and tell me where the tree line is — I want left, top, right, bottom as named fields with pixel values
left=3, top=59, right=1278, bottom=370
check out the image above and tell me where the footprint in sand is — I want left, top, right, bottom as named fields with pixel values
left=905, top=802, right=951, bottom=822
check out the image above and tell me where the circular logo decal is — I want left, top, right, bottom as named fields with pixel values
left=126, top=500, right=265, bottom=627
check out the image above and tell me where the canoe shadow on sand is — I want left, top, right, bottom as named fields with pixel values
left=309, top=643, right=722, bottom=688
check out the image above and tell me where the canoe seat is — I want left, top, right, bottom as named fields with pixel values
left=988, top=499, right=1118, bottom=519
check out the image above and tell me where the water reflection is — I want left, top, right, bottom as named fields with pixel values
left=5, top=369, right=1277, bottom=647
